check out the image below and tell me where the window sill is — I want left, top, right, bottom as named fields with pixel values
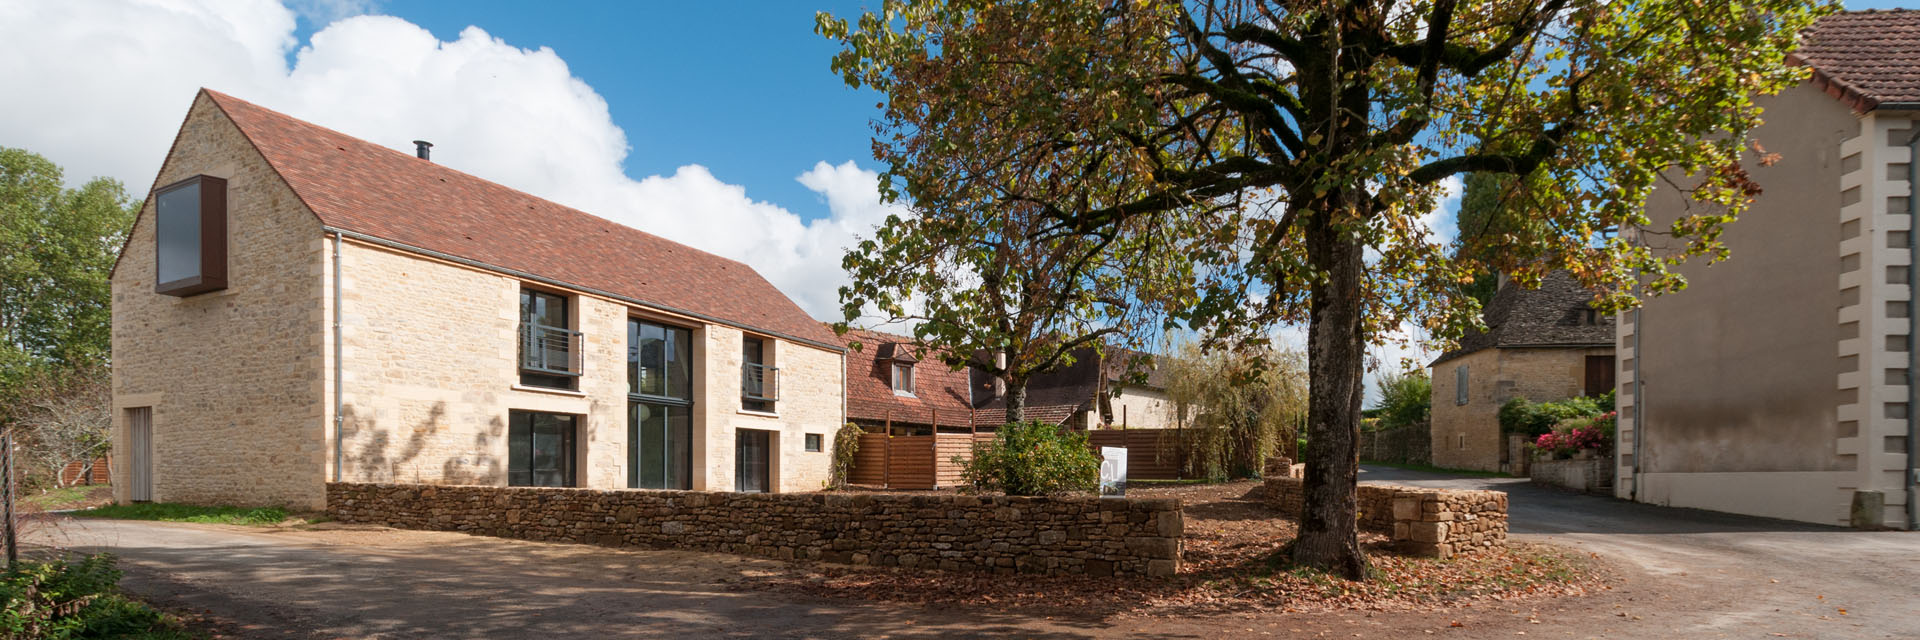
left=893, top=390, right=917, bottom=398
left=737, top=409, right=780, bottom=419
left=511, top=384, right=587, bottom=398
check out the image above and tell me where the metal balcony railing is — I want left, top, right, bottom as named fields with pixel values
left=742, top=362, right=779, bottom=402
left=519, top=322, right=583, bottom=377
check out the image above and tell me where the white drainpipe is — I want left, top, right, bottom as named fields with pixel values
left=333, top=232, right=345, bottom=483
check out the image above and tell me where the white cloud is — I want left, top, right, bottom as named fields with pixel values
left=1420, top=175, right=1464, bottom=246
left=0, top=0, right=887, bottom=320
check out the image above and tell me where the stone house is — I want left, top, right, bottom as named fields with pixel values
left=837, top=330, right=1176, bottom=433
left=1617, top=11, right=1919, bottom=529
left=1429, top=272, right=1615, bottom=473
left=110, top=90, right=845, bottom=510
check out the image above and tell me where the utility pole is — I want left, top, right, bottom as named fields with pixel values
left=3, top=429, right=16, bottom=567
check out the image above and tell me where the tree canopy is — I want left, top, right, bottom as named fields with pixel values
left=822, top=0, right=1829, bottom=578
left=1, top=146, right=138, bottom=390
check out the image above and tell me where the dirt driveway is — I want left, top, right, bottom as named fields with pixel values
left=24, top=470, right=1920, bottom=639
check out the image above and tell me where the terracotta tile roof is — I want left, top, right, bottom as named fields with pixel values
left=970, top=404, right=1082, bottom=428
left=838, top=327, right=975, bottom=427
left=1430, top=271, right=1614, bottom=366
left=201, top=89, right=840, bottom=349
left=1792, top=10, right=1920, bottom=112
left=967, top=348, right=1098, bottom=427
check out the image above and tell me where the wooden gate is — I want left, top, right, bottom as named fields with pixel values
left=848, top=433, right=989, bottom=489
left=127, top=407, right=152, bottom=502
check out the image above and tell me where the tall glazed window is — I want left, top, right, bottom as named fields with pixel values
left=628, top=318, right=693, bottom=489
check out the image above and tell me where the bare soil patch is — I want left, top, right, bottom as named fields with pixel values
left=736, top=480, right=1605, bottom=617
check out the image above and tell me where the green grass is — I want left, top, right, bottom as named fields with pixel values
left=25, top=485, right=103, bottom=511
left=73, top=503, right=290, bottom=525
left=1361, top=460, right=1511, bottom=478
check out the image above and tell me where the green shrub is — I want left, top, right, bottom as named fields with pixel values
left=1498, top=396, right=1604, bottom=438
left=1373, top=369, right=1431, bottom=430
left=959, top=421, right=1099, bottom=495
left=0, top=554, right=191, bottom=640
left=828, top=422, right=864, bottom=489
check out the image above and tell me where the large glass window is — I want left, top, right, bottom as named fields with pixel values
left=154, top=175, right=227, bottom=296
left=519, top=288, right=578, bottom=389
left=508, top=411, right=576, bottom=487
left=628, top=402, right=691, bottom=489
left=629, top=318, right=693, bottom=489
left=628, top=319, right=691, bottom=399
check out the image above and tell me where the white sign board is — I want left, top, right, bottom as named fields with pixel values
left=1099, top=446, right=1128, bottom=497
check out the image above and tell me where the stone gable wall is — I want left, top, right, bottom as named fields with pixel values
left=327, top=482, right=1183, bottom=577
left=1264, top=477, right=1507, bottom=558
left=111, top=93, right=328, bottom=509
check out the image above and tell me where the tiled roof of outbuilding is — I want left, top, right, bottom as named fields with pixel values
left=838, top=327, right=975, bottom=427
left=199, top=89, right=840, bottom=349
left=1430, top=271, right=1613, bottom=366
left=1793, top=10, right=1920, bottom=111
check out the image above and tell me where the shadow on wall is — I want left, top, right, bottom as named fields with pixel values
left=343, top=402, right=501, bottom=485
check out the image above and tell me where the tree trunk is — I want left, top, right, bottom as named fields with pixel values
left=1290, top=202, right=1369, bottom=580
left=1004, top=377, right=1028, bottom=424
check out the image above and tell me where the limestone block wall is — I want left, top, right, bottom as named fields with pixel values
left=1431, top=347, right=1612, bottom=472
left=1264, top=477, right=1508, bottom=558
left=334, top=241, right=843, bottom=493
left=110, top=93, right=328, bottom=509
left=328, top=482, right=1183, bottom=577
left=697, top=326, right=840, bottom=492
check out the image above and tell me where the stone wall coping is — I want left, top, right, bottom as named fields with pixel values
left=328, top=482, right=1181, bottom=511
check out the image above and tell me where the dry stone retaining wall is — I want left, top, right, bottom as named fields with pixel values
left=327, top=482, right=1183, bottom=577
left=1264, top=477, right=1507, bottom=558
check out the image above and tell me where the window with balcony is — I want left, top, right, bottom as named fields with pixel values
left=518, top=288, right=580, bottom=390
left=629, top=318, right=692, bottom=489
left=154, top=175, right=228, bottom=296
left=742, top=336, right=777, bottom=413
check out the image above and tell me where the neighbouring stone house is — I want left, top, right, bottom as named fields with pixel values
left=1429, top=272, right=1616, bottom=473
left=966, top=346, right=1178, bottom=430
left=1617, top=11, right=1920, bottom=529
left=837, top=329, right=1178, bottom=433
left=110, top=89, right=845, bottom=510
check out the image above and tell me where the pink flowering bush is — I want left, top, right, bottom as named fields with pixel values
left=1532, top=412, right=1616, bottom=459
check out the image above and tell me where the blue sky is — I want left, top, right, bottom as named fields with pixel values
left=318, top=1, right=886, bottom=223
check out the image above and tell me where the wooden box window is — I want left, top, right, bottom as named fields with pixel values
left=154, top=175, right=227, bottom=296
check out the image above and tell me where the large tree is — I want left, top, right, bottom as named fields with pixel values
left=821, top=0, right=1827, bottom=577
left=0, top=147, right=137, bottom=382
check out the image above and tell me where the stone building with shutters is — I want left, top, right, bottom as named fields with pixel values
left=1428, top=271, right=1615, bottom=473
left=110, top=89, right=845, bottom=509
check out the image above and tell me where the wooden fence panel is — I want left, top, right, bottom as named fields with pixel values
left=852, top=433, right=890, bottom=486
left=885, top=436, right=938, bottom=489
left=933, top=434, right=982, bottom=488
left=1087, top=429, right=1186, bottom=480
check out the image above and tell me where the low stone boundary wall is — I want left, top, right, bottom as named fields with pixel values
left=1263, top=477, right=1507, bottom=558
left=1530, top=457, right=1612, bottom=494
left=326, top=483, right=1182, bottom=577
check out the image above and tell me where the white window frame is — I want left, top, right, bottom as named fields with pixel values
left=891, top=362, right=916, bottom=396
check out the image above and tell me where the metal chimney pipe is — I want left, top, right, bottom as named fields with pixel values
left=412, top=140, right=433, bottom=161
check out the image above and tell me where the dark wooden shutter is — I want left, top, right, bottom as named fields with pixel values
left=1585, top=355, right=1616, bottom=398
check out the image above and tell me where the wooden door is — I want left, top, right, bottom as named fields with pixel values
left=127, top=407, right=153, bottom=502
left=1585, top=355, right=1616, bottom=398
